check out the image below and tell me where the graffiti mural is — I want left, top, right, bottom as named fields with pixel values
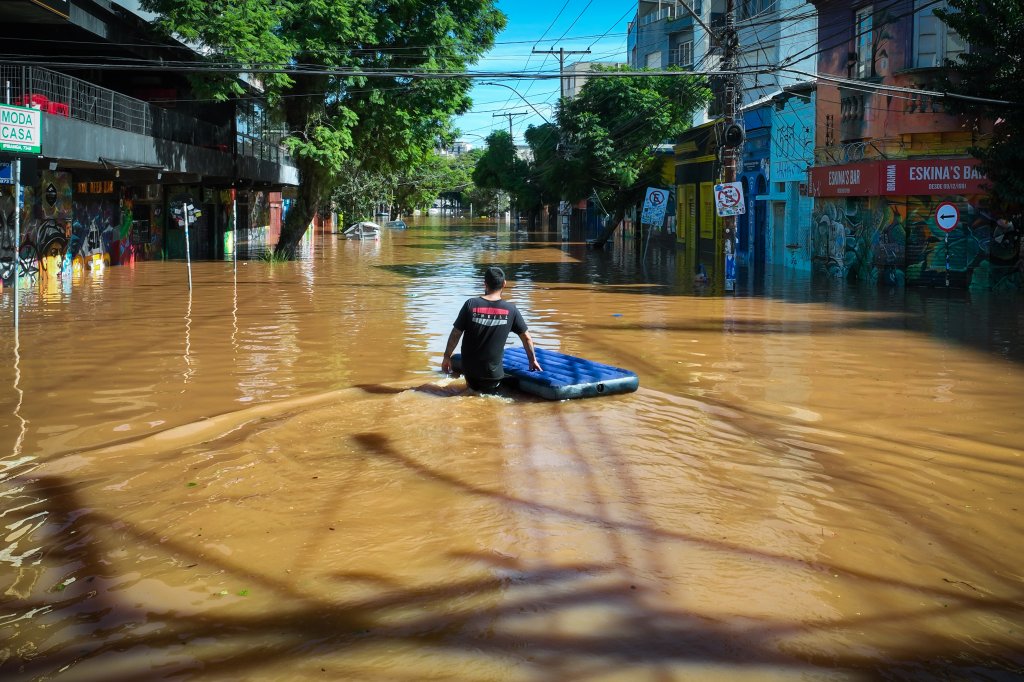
left=905, top=196, right=1021, bottom=291
left=812, top=199, right=860, bottom=280
left=812, top=197, right=906, bottom=286
left=117, top=198, right=135, bottom=266
left=813, top=195, right=1022, bottom=289
left=0, top=174, right=73, bottom=280
left=66, top=194, right=118, bottom=272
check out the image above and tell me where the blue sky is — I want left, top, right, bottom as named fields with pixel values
left=454, top=0, right=631, bottom=146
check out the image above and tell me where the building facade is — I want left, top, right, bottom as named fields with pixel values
left=808, top=0, right=1019, bottom=290
left=761, top=82, right=816, bottom=275
left=0, top=0, right=297, bottom=284
left=634, top=2, right=818, bottom=282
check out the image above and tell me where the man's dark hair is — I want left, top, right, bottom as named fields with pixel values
left=484, top=266, right=505, bottom=291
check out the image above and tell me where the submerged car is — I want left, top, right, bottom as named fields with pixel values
left=385, top=219, right=407, bottom=230
left=342, top=221, right=382, bottom=240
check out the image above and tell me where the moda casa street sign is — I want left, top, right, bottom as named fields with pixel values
left=0, top=104, right=42, bottom=154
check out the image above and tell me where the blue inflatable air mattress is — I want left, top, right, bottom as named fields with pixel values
left=452, top=347, right=639, bottom=400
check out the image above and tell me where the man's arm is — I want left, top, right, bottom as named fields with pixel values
left=441, top=327, right=463, bottom=374
left=517, top=331, right=542, bottom=372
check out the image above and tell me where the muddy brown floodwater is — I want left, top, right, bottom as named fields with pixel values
left=1, top=219, right=1022, bottom=681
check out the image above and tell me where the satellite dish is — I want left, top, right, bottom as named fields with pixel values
left=723, top=123, right=744, bottom=148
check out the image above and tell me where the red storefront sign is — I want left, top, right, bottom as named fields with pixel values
left=809, top=158, right=988, bottom=197
left=808, top=162, right=879, bottom=197
left=883, top=159, right=987, bottom=195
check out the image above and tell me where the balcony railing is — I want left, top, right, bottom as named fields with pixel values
left=642, top=7, right=676, bottom=25
left=0, top=63, right=289, bottom=165
left=638, top=1, right=701, bottom=26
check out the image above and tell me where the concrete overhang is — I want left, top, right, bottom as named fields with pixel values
left=40, top=115, right=298, bottom=187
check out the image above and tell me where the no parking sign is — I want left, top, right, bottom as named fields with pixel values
left=640, top=187, right=669, bottom=227
left=714, top=182, right=745, bottom=217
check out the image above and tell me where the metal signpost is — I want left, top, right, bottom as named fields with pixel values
left=171, top=200, right=203, bottom=290
left=935, top=201, right=959, bottom=287
left=11, top=160, right=19, bottom=328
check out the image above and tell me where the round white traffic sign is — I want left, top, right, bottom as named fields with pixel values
left=715, top=184, right=741, bottom=208
left=935, top=202, right=959, bottom=232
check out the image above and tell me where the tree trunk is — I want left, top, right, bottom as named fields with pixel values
left=274, top=75, right=330, bottom=259
left=592, top=204, right=626, bottom=247
left=275, top=157, right=323, bottom=258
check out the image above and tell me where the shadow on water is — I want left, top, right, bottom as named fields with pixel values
left=6, top=438, right=1024, bottom=680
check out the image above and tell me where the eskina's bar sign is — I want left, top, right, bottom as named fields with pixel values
left=810, top=159, right=988, bottom=197
left=808, top=162, right=879, bottom=197
left=885, top=159, right=987, bottom=195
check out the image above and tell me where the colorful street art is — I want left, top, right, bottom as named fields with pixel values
left=65, top=195, right=117, bottom=272
left=813, top=195, right=1022, bottom=290
left=906, top=196, right=1022, bottom=291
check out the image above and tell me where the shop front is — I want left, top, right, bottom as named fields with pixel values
left=808, top=158, right=1018, bottom=289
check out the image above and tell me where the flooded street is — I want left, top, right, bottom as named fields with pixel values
left=1, top=220, right=1023, bottom=681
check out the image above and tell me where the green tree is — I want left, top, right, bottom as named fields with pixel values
left=472, top=130, right=543, bottom=223
left=472, top=68, right=709, bottom=239
left=938, top=0, right=1024, bottom=208
left=331, top=161, right=394, bottom=225
left=142, top=0, right=505, bottom=256
left=523, top=123, right=563, bottom=227
left=556, top=65, right=709, bottom=245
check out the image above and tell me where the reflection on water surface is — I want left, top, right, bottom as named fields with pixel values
left=1, top=220, right=1022, bottom=680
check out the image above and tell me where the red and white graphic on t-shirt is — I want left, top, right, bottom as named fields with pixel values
left=472, top=306, right=509, bottom=327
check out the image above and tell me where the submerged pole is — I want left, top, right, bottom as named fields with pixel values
left=232, top=188, right=237, bottom=274
left=13, top=158, right=20, bottom=329
left=183, top=201, right=193, bottom=290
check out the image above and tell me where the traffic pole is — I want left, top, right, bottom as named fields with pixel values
left=183, top=201, right=193, bottom=291
left=722, top=0, right=739, bottom=293
left=12, top=157, right=20, bottom=329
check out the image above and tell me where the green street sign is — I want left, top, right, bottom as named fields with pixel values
left=0, top=104, right=42, bottom=154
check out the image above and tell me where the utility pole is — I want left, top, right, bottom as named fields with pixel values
left=493, top=111, right=527, bottom=141
left=721, top=0, right=741, bottom=293
left=531, top=47, right=591, bottom=100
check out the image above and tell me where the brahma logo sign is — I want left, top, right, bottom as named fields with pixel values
left=0, top=104, right=41, bottom=154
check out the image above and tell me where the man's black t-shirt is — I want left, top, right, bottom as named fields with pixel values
left=454, top=296, right=527, bottom=380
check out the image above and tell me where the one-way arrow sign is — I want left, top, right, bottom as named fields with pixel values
left=935, top=202, right=959, bottom=233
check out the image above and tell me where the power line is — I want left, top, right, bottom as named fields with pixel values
left=493, top=111, right=527, bottom=140
left=531, top=47, right=592, bottom=100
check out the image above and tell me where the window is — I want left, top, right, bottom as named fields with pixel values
left=645, top=51, right=663, bottom=69
left=914, top=0, right=966, bottom=68
left=670, top=41, right=694, bottom=67
left=854, top=6, right=873, bottom=78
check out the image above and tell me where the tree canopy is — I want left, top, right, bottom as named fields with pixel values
left=142, top=0, right=505, bottom=254
left=939, top=0, right=1024, bottom=209
left=472, top=66, right=709, bottom=236
left=472, top=130, right=541, bottom=221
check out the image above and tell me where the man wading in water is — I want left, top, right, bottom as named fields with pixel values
left=441, top=266, right=542, bottom=393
